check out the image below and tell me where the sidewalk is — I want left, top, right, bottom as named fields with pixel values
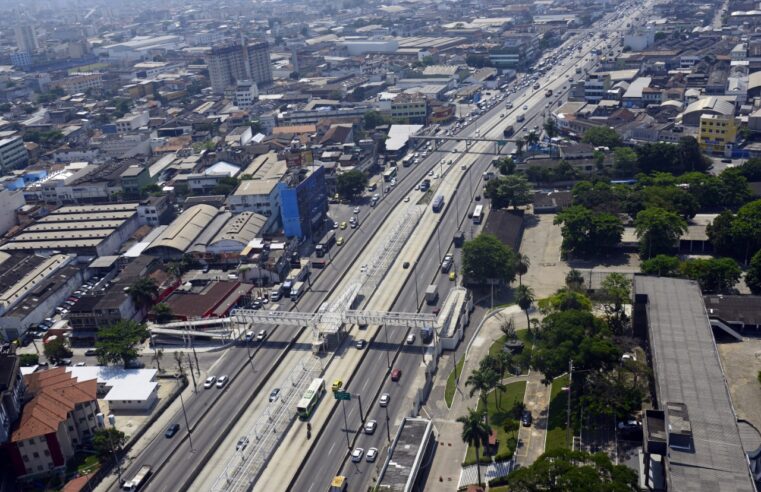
left=424, top=305, right=525, bottom=490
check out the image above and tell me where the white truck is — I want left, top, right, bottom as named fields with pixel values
left=290, top=281, right=304, bottom=301
left=123, top=465, right=151, bottom=490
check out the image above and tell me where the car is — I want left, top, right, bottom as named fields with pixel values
left=414, top=184, right=420, bottom=191
left=449, top=271, right=456, bottom=281
left=216, top=375, right=229, bottom=388
left=391, top=368, right=402, bottom=381
left=406, top=334, right=416, bottom=344
left=267, top=388, right=281, bottom=402
left=245, top=331, right=254, bottom=342
left=356, top=339, right=366, bottom=349
left=75, top=362, right=86, bottom=367
left=523, top=105, right=528, bottom=110
left=204, top=376, right=216, bottom=389
left=404, top=196, right=410, bottom=202
left=428, top=170, right=434, bottom=177
left=353, top=207, right=360, bottom=214
left=521, top=410, right=533, bottom=427
left=441, top=254, right=453, bottom=273
left=351, top=448, right=364, bottom=462
left=332, top=222, right=339, bottom=229
left=256, top=329, right=266, bottom=341
left=475, top=195, right=481, bottom=201
left=336, top=236, right=344, bottom=246
left=379, top=393, right=390, bottom=407
left=340, top=222, right=347, bottom=230
left=403, top=261, right=410, bottom=269
left=364, top=420, right=377, bottom=434
left=236, top=436, right=249, bottom=451
left=366, top=447, right=378, bottom=462
left=165, top=423, right=180, bottom=438
left=332, top=379, right=343, bottom=392
left=84, top=349, right=97, bottom=356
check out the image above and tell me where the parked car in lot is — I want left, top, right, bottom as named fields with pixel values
left=521, top=410, right=533, bottom=427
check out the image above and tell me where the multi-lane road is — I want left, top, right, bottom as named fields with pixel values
left=115, top=3, right=648, bottom=490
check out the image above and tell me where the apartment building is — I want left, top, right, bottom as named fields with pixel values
left=0, top=137, right=30, bottom=171
left=698, top=113, right=737, bottom=155
left=206, top=39, right=272, bottom=94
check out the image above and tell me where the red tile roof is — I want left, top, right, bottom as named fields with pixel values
left=11, top=367, right=97, bottom=442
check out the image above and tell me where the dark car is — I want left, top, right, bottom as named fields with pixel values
left=165, top=423, right=180, bottom=438
left=84, top=349, right=97, bottom=356
left=521, top=410, right=533, bottom=427
left=391, top=368, right=402, bottom=381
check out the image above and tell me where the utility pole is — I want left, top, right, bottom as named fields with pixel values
left=187, top=354, right=198, bottom=390
left=567, top=359, right=573, bottom=449
left=180, top=391, right=194, bottom=452
left=341, top=399, right=351, bottom=451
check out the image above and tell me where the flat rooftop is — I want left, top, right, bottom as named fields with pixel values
left=377, top=417, right=432, bottom=492
left=635, top=276, right=754, bottom=492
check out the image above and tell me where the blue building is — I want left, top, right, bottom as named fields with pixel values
left=278, top=165, right=328, bottom=240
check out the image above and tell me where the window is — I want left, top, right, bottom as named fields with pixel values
left=22, top=455, right=29, bottom=462
left=39, top=437, right=45, bottom=444
left=43, top=450, right=49, bottom=457
left=18, top=441, right=24, bottom=448
left=32, top=452, right=39, bottom=458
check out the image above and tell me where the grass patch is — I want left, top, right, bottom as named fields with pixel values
left=463, top=381, right=527, bottom=465
left=445, top=356, right=465, bottom=408
left=546, top=374, right=570, bottom=452
left=78, top=455, right=99, bottom=474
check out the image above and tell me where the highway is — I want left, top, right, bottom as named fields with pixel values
left=290, top=4, right=649, bottom=490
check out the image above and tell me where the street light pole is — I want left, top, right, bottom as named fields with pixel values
left=180, top=391, right=194, bottom=452
left=341, top=399, right=351, bottom=451
left=384, top=403, right=391, bottom=444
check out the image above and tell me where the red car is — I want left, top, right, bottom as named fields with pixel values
left=391, top=368, right=402, bottom=381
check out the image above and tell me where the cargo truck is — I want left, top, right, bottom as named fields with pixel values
left=315, top=231, right=336, bottom=258
left=425, top=284, right=439, bottom=304
left=123, top=465, right=151, bottom=490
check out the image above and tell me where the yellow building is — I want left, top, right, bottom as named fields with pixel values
left=698, top=113, right=737, bottom=155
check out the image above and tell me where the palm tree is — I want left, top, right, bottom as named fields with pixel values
left=515, top=285, right=535, bottom=334
left=515, top=253, right=530, bottom=285
left=128, top=277, right=158, bottom=312
left=152, top=303, right=173, bottom=324
left=457, top=408, right=492, bottom=487
left=565, top=269, right=585, bottom=291
left=465, top=368, right=495, bottom=424
left=152, top=348, right=164, bottom=373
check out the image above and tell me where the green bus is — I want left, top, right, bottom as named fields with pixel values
left=296, top=378, right=325, bottom=420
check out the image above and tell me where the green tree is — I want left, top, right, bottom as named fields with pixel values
left=599, top=273, right=631, bottom=335
left=641, top=186, right=698, bottom=219
left=457, top=408, right=492, bottom=484
left=484, top=175, right=532, bottom=209
left=537, top=288, right=592, bottom=314
left=19, top=353, right=39, bottom=366
left=152, top=303, right=173, bottom=324
left=212, top=176, right=239, bottom=196
left=679, top=257, right=741, bottom=293
left=95, top=320, right=148, bottom=367
left=515, top=253, right=530, bottom=285
left=731, top=200, right=761, bottom=264
left=530, top=310, right=619, bottom=384
left=44, top=337, right=72, bottom=363
left=505, top=449, right=638, bottom=491
left=494, top=157, right=516, bottom=176
left=515, top=285, right=535, bottom=333
left=465, top=369, right=496, bottom=423
left=336, top=170, right=368, bottom=200
left=543, top=118, right=559, bottom=138
left=565, top=268, right=585, bottom=291
left=612, top=147, right=638, bottom=177
left=717, top=168, right=752, bottom=208
left=462, top=233, right=517, bottom=285
left=363, top=110, right=389, bottom=129
left=640, top=254, right=681, bottom=276
left=581, top=127, right=621, bottom=147
left=706, top=210, right=738, bottom=258
left=127, top=277, right=158, bottom=312
left=634, top=207, right=687, bottom=259
left=746, top=249, right=761, bottom=294
left=739, top=157, right=761, bottom=181
left=92, top=428, right=127, bottom=461
left=554, top=206, right=623, bottom=257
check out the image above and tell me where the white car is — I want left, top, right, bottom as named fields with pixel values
left=351, top=448, right=364, bottom=462
left=379, top=393, right=390, bottom=407
left=204, top=376, right=216, bottom=389
left=366, top=447, right=378, bottom=462
left=364, top=420, right=377, bottom=434
left=428, top=170, right=434, bottom=177
left=406, top=333, right=416, bottom=344
left=353, top=207, right=360, bottom=214
left=216, top=375, right=229, bottom=388
left=404, top=196, right=410, bottom=202
left=256, top=329, right=266, bottom=341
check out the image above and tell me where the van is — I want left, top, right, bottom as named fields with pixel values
left=270, top=284, right=282, bottom=301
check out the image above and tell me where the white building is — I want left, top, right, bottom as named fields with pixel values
left=623, top=29, right=655, bottom=51
left=115, top=111, right=150, bottom=133
left=66, top=366, right=159, bottom=412
left=0, top=136, right=29, bottom=171
left=233, top=80, right=258, bottom=108
left=0, top=186, right=25, bottom=235
left=342, top=39, right=399, bottom=56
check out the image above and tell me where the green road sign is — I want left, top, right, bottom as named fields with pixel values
left=334, top=391, right=351, bottom=401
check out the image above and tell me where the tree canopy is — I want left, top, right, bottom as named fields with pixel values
left=363, top=110, right=390, bottom=129
left=484, top=175, right=532, bottom=209
left=462, top=233, right=517, bottom=285
left=581, top=127, right=621, bottom=148
left=530, top=309, right=619, bottom=384
left=44, top=337, right=72, bottom=363
left=746, top=249, right=761, bottom=295
left=505, top=448, right=638, bottom=491
left=95, top=320, right=148, bottom=367
left=634, top=207, right=687, bottom=259
left=554, top=205, right=623, bottom=257
left=635, top=137, right=711, bottom=175
left=336, top=170, right=368, bottom=200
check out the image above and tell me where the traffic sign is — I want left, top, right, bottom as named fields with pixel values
left=334, top=391, right=351, bottom=401
left=497, top=140, right=507, bottom=146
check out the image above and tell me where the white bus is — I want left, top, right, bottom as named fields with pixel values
left=472, top=204, right=484, bottom=224
left=297, top=378, right=325, bottom=420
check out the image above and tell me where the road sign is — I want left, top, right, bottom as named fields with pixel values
left=334, top=391, right=351, bottom=401
left=497, top=140, right=507, bottom=146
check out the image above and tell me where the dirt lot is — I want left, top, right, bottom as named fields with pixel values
left=716, top=338, right=761, bottom=431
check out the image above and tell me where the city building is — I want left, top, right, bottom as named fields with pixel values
left=206, top=39, right=272, bottom=94
left=7, top=368, right=100, bottom=480
left=65, top=367, right=158, bottom=412
left=231, top=80, right=259, bottom=108
left=14, top=25, right=38, bottom=54
left=698, top=114, right=737, bottom=155
left=0, top=351, right=24, bottom=445
left=0, top=137, right=30, bottom=172
left=51, top=73, right=103, bottom=95
left=0, top=187, right=25, bottom=236
left=278, top=165, right=328, bottom=240
left=115, top=111, right=150, bottom=133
